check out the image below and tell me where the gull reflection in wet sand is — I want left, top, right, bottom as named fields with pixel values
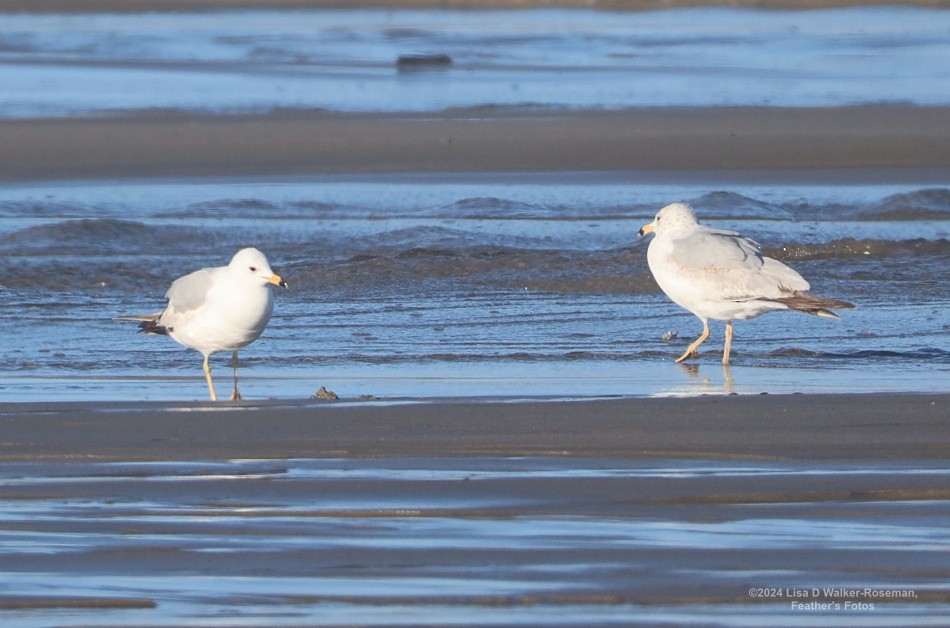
left=677, top=362, right=735, bottom=395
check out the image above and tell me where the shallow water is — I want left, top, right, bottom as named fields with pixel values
left=0, top=7, right=948, bottom=117
left=0, top=457, right=946, bottom=626
left=0, top=173, right=947, bottom=401
left=1, top=6, right=947, bottom=627
left=1, top=5, right=949, bottom=402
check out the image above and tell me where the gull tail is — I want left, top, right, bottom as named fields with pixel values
left=771, top=291, right=856, bottom=319
left=114, top=314, right=170, bottom=336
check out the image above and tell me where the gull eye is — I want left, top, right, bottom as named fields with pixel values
left=249, top=266, right=257, bottom=272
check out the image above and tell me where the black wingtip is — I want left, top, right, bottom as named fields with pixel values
left=137, top=320, right=170, bottom=336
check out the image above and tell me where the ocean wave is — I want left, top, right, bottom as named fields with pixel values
left=156, top=198, right=345, bottom=219
left=687, top=191, right=791, bottom=219
left=432, top=196, right=655, bottom=221
left=9, top=187, right=945, bottom=231
left=277, top=347, right=950, bottom=367
left=0, top=34, right=36, bottom=54
left=337, top=226, right=487, bottom=255
left=274, top=350, right=669, bottom=366
left=0, top=200, right=95, bottom=219
left=767, top=238, right=950, bottom=261
left=858, top=188, right=950, bottom=221
left=0, top=255, right=183, bottom=292
left=284, top=245, right=653, bottom=295
left=770, top=347, right=950, bottom=362
left=442, top=197, right=548, bottom=218
left=427, top=188, right=949, bottom=223
left=0, top=218, right=217, bottom=256
left=676, top=188, right=950, bottom=222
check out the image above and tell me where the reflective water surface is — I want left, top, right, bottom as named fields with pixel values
left=1, top=457, right=947, bottom=625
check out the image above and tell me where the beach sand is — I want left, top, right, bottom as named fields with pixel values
left=0, top=395, right=947, bottom=623
left=2, top=9, right=948, bottom=618
left=3, top=106, right=949, bottom=181
left=2, top=393, right=948, bottom=461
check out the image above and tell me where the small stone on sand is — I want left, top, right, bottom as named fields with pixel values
left=313, top=386, right=339, bottom=400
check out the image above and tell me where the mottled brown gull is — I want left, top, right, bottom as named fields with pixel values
left=639, top=203, right=854, bottom=365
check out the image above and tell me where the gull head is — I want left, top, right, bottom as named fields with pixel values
left=638, top=202, right=699, bottom=238
left=228, top=247, right=288, bottom=288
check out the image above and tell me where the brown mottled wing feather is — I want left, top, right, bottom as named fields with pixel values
left=771, top=290, right=856, bottom=318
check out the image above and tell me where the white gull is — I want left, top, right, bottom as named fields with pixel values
left=120, top=247, right=287, bottom=401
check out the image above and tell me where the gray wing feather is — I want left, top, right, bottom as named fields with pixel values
left=671, top=229, right=765, bottom=270
left=163, top=267, right=218, bottom=317
left=117, top=267, right=218, bottom=333
left=670, top=227, right=809, bottom=299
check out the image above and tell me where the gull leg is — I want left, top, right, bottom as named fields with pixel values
left=722, top=321, right=734, bottom=366
left=202, top=354, right=217, bottom=402
left=230, top=351, right=242, bottom=401
left=675, top=320, right=710, bottom=363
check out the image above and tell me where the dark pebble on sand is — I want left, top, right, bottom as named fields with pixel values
left=396, top=54, right=452, bottom=70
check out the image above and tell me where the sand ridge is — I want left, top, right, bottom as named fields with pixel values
left=2, top=106, right=949, bottom=181
left=1, top=393, right=946, bottom=461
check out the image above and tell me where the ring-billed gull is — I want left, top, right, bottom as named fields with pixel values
left=120, top=247, right=287, bottom=401
left=638, top=203, right=854, bottom=365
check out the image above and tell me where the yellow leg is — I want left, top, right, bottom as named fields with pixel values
left=722, top=321, right=734, bottom=366
left=675, top=320, right=710, bottom=363
left=203, top=354, right=217, bottom=402
left=230, top=351, right=242, bottom=401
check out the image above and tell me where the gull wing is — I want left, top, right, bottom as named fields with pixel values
left=670, top=228, right=764, bottom=270
left=116, top=266, right=222, bottom=335
left=160, top=267, right=220, bottom=323
left=668, top=227, right=809, bottom=300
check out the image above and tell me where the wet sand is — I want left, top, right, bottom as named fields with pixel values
left=3, top=9, right=948, bottom=619
left=2, top=106, right=949, bottom=181
left=1, top=393, right=948, bottom=461
left=0, top=394, right=947, bottom=623
left=3, top=3, right=948, bottom=623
